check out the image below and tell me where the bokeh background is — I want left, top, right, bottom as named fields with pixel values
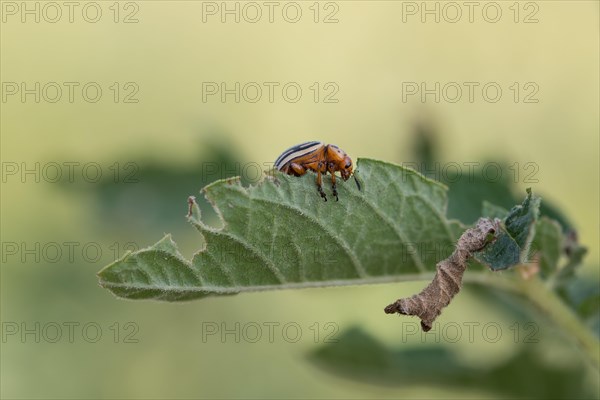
left=1, top=1, right=599, bottom=398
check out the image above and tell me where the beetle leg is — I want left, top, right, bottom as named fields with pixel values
left=329, top=168, right=338, bottom=201
left=289, top=162, right=307, bottom=176
left=326, top=163, right=339, bottom=201
left=316, top=170, right=327, bottom=201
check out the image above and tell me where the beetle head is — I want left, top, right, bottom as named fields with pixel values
left=340, top=156, right=353, bottom=181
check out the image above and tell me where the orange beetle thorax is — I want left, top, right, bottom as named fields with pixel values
left=326, top=145, right=353, bottom=181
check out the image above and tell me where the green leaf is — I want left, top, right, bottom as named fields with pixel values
left=97, top=235, right=211, bottom=301
left=98, top=159, right=470, bottom=300
left=505, top=188, right=540, bottom=251
left=473, top=228, right=521, bottom=270
left=556, top=234, right=588, bottom=283
left=98, top=159, right=539, bottom=301
left=528, top=215, right=588, bottom=289
left=473, top=189, right=540, bottom=270
left=530, top=217, right=563, bottom=278
left=528, top=218, right=594, bottom=334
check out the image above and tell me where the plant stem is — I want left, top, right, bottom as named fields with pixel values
left=466, top=272, right=600, bottom=369
left=517, top=276, right=600, bottom=369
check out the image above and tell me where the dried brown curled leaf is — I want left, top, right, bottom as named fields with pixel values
left=384, top=218, right=499, bottom=331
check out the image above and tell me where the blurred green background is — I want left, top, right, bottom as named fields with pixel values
left=1, top=1, right=599, bottom=398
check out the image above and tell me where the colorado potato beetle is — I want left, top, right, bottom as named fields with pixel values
left=274, top=141, right=360, bottom=201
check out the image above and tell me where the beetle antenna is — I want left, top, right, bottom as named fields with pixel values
left=353, top=174, right=362, bottom=191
